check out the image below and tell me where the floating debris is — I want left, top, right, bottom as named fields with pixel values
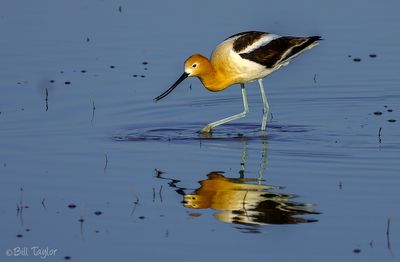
left=373, top=111, right=383, bottom=115
left=353, top=58, right=361, bottom=62
left=68, top=204, right=77, bottom=209
left=45, top=88, right=49, bottom=112
left=81, top=70, right=87, bottom=73
left=369, top=54, right=377, bottom=58
left=378, top=127, right=382, bottom=144
left=94, top=211, right=102, bottom=216
left=387, top=119, right=396, bottom=123
left=110, top=65, right=115, bottom=69
left=130, top=196, right=140, bottom=216
left=64, top=256, right=71, bottom=260
left=49, top=80, right=55, bottom=83
left=142, top=61, right=148, bottom=65
left=353, top=248, right=361, bottom=254
left=103, top=153, right=108, bottom=173
left=64, top=81, right=71, bottom=85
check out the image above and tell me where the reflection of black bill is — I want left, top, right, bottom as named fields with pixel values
left=154, top=72, right=189, bottom=102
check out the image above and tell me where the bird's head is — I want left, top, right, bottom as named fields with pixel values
left=184, top=54, right=209, bottom=77
left=153, top=54, right=210, bottom=102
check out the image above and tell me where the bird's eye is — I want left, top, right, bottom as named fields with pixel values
left=192, top=63, right=197, bottom=68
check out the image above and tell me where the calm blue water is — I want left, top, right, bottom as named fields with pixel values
left=1, top=0, right=399, bottom=261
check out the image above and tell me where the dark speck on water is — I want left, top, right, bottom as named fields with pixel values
left=133, top=74, right=138, bottom=77
left=140, top=75, right=145, bottom=78
left=110, top=65, right=115, bottom=69
left=387, top=109, right=393, bottom=112
left=369, top=54, right=377, bottom=58
left=16, top=234, right=23, bottom=238
left=387, top=119, right=396, bottom=123
left=373, top=111, right=383, bottom=115
left=138, top=216, right=145, bottom=219
left=64, top=256, right=71, bottom=260
left=142, top=61, right=148, bottom=65
left=49, top=80, right=55, bottom=83
left=68, top=204, right=77, bottom=209
left=94, top=211, right=102, bottom=216
left=64, top=81, right=71, bottom=85
left=353, top=248, right=361, bottom=254
left=353, top=58, right=362, bottom=62
left=81, top=70, right=86, bottom=73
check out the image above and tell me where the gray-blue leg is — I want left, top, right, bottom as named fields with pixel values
left=201, top=84, right=249, bottom=133
left=258, top=79, right=269, bottom=131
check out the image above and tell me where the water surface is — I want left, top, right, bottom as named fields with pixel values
left=1, top=0, right=399, bottom=261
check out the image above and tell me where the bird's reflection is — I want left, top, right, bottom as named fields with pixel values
left=155, top=137, right=319, bottom=229
left=183, top=171, right=318, bottom=226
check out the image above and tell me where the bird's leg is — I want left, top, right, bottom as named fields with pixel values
left=201, top=84, right=249, bottom=133
left=258, top=79, right=269, bottom=131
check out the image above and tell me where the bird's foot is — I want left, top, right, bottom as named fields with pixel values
left=200, top=125, right=213, bottom=134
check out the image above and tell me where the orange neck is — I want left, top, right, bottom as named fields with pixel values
left=196, top=60, right=233, bottom=92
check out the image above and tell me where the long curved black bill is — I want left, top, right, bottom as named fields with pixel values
left=154, top=72, right=189, bottom=102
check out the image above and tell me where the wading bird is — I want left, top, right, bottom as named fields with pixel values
left=154, top=31, right=321, bottom=133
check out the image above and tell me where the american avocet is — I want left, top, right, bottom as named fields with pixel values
left=154, top=31, right=321, bottom=133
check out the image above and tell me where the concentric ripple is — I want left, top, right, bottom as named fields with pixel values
left=112, top=122, right=310, bottom=142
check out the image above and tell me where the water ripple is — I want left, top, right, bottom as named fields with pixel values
left=112, top=122, right=311, bottom=142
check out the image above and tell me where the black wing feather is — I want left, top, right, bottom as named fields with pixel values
left=239, top=36, right=321, bottom=68
left=229, top=31, right=266, bottom=53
